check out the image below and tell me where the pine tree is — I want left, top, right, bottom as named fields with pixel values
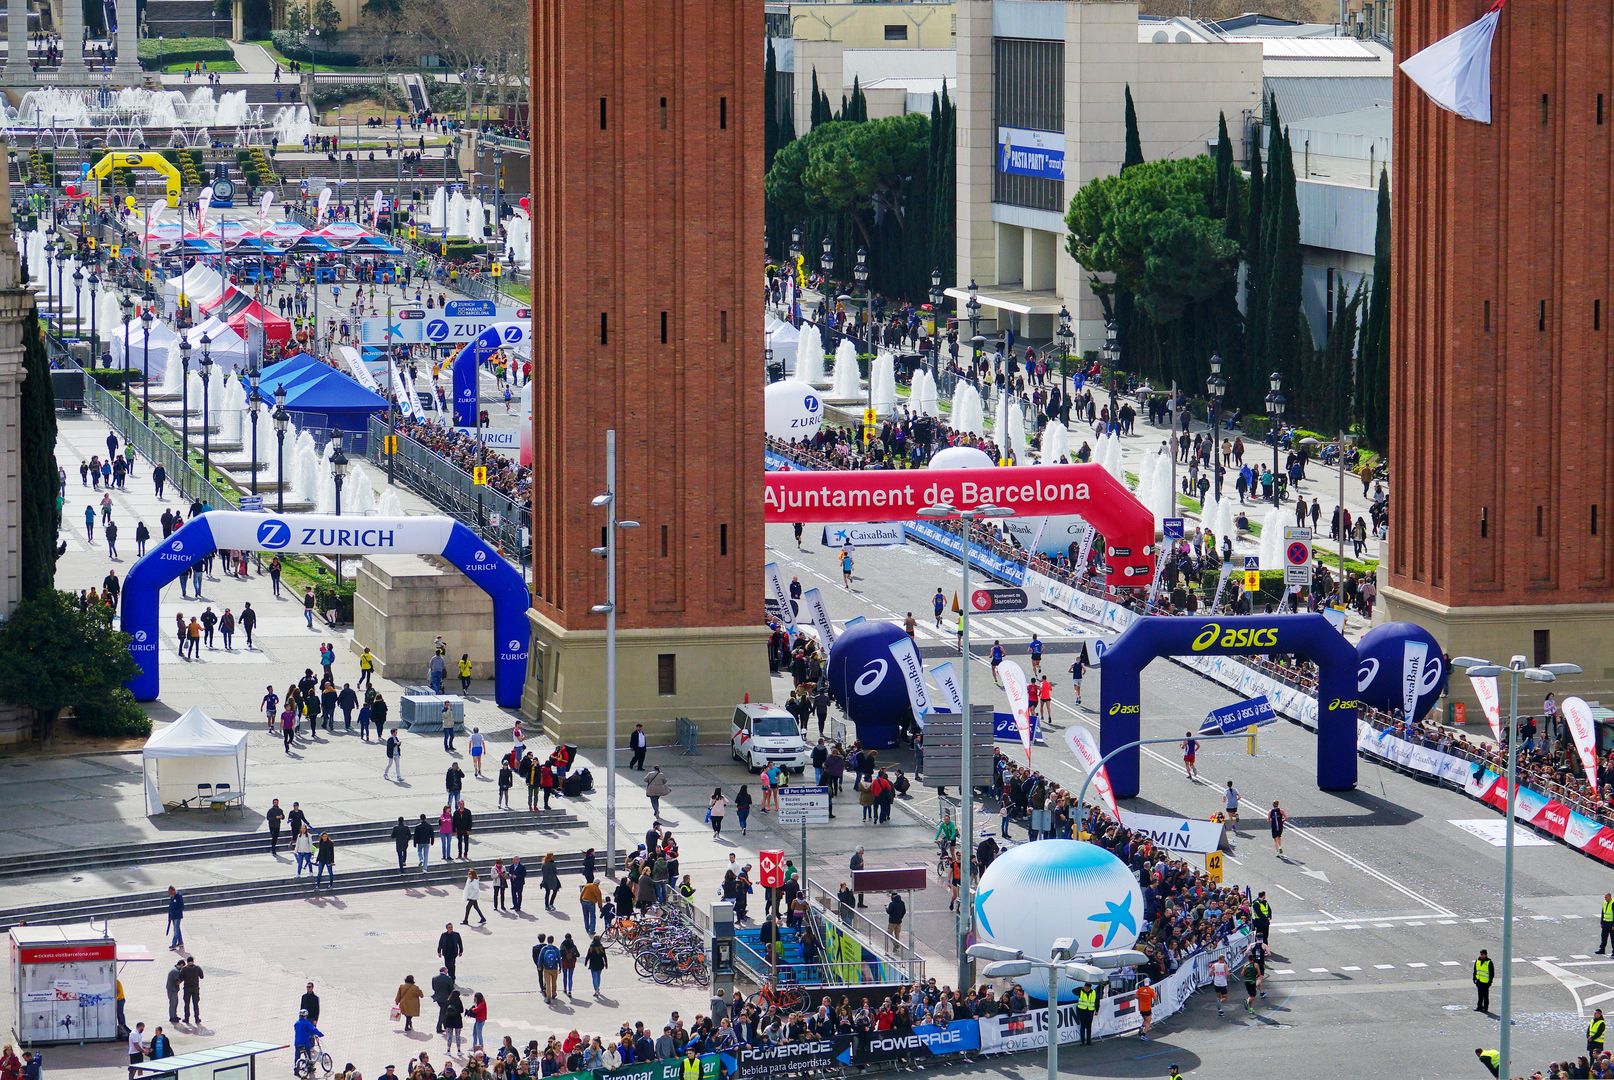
left=1359, top=169, right=1391, bottom=450
left=1123, top=85, right=1144, bottom=170
left=19, top=311, right=58, bottom=598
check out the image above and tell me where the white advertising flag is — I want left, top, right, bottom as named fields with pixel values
left=763, top=562, right=797, bottom=632
left=316, top=186, right=332, bottom=225
left=258, top=189, right=275, bottom=224
left=999, top=660, right=1033, bottom=760
left=801, top=587, right=835, bottom=648
left=929, top=661, right=964, bottom=713
left=195, top=186, right=214, bottom=232
left=1064, top=725, right=1120, bottom=821
left=887, top=634, right=931, bottom=719
left=1401, top=640, right=1429, bottom=719
left=1469, top=674, right=1502, bottom=744
left=1398, top=3, right=1505, bottom=124
left=1561, top=697, right=1601, bottom=794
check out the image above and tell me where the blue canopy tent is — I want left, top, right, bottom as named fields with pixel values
left=277, top=365, right=387, bottom=432
left=286, top=235, right=340, bottom=254
left=256, top=352, right=324, bottom=388
left=179, top=237, right=222, bottom=255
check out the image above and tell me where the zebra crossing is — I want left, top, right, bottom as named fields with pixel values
left=906, top=612, right=1094, bottom=647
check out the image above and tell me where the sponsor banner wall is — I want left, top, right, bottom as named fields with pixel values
left=602, top=1056, right=722, bottom=1080
left=844, top=1022, right=980, bottom=1065
left=732, top=1038, right=851, bottom=1078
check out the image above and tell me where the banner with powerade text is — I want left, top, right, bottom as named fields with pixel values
left=840, top=1022, right=981, bottom=1065
left=728, top=1038, right=851, bottom=1078
left=762, top=464, right=1155, bottom=586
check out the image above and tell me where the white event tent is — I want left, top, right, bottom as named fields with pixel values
left=141, top=706, right=249, bottom=815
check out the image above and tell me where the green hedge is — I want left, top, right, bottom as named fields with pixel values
left=69, top=688, right=152, bottom=738
left=87, top=368, right=139, bottom=388
left=270, top=30, right=367, bottom=67
left=440, top=241, right=487, bottom=261
left=137, top=37, right=233, bottom=69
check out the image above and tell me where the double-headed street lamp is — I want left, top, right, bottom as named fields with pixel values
left=590, top=429, right=640, bottom=879
left=273, top=384, right=289, bottom=512
left=853, top=246, right=869, bottom=346
left=139, top=302, right=153, bottom=421
left=1264, top=370, right=1286, bottom=505
left=968, top=941, right=1145, bottom=1080
left=819, top=236, right=836, bottom=338
left=965, top=281, right=981, bottom=375
left=916, top=501, right=1013, bottom=987
left=88, top=266, right=101, bottom=361
left=248, top=363, right=262, bottom=496
left=1450, top=655, right=1583, bottom=1080
left=1056, top=305, right=1075, bottom=403
left=119, top=293, right=133, bottom=409
left=1206, top=352, right=1227, bottom=499
left=330, top=445, right=349, bottom=584
left=71, top=265, right=82, bottom=337
left=928, top=267, right=945, bottom=378
left=178, top=334, right=192, bottom=463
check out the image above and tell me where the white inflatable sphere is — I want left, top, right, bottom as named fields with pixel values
left=973, top=839, right=1145, bottom=1001
left=764, top=379, right=824, bottom=442
left=928, top=445, right=995, bottom=471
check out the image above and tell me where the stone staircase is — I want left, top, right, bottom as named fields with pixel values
left=142, top=0, right=230, bottom=40
left=272, top=150, right=463, bottom=200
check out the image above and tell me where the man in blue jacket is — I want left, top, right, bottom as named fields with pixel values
left=165, top=887, right=185, bottom=949
left=293, top=1010, right=323, bottom=1070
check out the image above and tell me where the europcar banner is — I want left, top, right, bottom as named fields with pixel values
left=602, top=1055, right=722, bottom=1080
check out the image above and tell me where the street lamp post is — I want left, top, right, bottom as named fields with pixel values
left=273, top=385, right=289, bottom=512
left=88, top=267, right=100, bottom=363
left=853, top=245, right=869, bottom=350
left=928, top=267, right=944, bottom=379
left=330, top=444, right=348, bottom=584
left=1264, top=371, right=1286, bottom=505
left=1206, top=352, right=1227, bottom=499
left=44, top=244, right=53, bottom=320
left=916, top=501, right=1014, bottom=988
left=139, top=304, right=153, bottom=421
left=54, top=241, right=64, bottom=319
left=71, top=265, right=82, bottom=338
left=119, top=293, right=133, bottom=409
left=1451, top=656, right=1583, bottom=1080
left=967, top=942, right=1142, bottom=1080
left=819, top=236, right=835, bottom=340
left=178, top=334, right=192, bottom=464
left=966, top=281, right=982, bottom=383
left=590, top=429, right=641, bottom=879
left=198, top=338, right=213, bottom=480
left=248, top=364, right=262, bottom=496
left=1056, top=305, right=1074, bottom=405
left=789, top=225, right=802, bottom=297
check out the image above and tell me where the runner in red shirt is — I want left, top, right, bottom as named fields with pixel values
left=1136, top=979, right=1157, bottom=1040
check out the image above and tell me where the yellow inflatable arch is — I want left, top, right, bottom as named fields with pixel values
left=86, top=151, right=182, bottom=208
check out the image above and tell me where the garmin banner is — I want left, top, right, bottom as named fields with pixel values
left=121, top=512, right=531, bottom=707
left=452, top=321, right=532, bottom=426
left=997, top=127, right=1065, bottom=181
left=1119, top=810, right=1226, bottom=855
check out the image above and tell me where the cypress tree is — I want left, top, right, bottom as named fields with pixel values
left=1212, top=112, right=1233, bottom=217
left=1242, top=113, right=1268, bottom=399
left=1359, top=169, right=1391, bottom=450
left=19, top=311, right=58, bottom=597
left=930, top=84, right=957, bottom=290
left=765, top=40, right=779, bottom=163
left=1263, top=125, right=1304, bottom=393
left=1123, top=85, right=1144, bottom=170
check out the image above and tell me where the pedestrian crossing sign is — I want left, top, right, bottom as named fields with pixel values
left=1243, top=570, right=1261, bottom=592
left=472, top=466, right=488, bottom=486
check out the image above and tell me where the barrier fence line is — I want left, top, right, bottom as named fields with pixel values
left=52, top=338, right=242, bottom=512
left=365, top=415, right=527, bottom=569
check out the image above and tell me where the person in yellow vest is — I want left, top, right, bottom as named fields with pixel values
left=1075, top=983, right=1099, bottom=1046
left=458, top=654, right=473, bottom=693
left=1474, top=1048, right=1500, bottom=1077
left=358, top=646, right=375, bottom=691
left=680, top=1048, right=702, bottom=1080
left=1589, top=1008, right=1606, bottom=1054
left=1473, top=949, right=1493, bottom=1013
left=1599, top=892, right=1614, bottom=954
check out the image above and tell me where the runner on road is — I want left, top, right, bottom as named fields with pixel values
left=1268, top=800, right=1287, bottom=856
left=1028, top=634, right=1043, bottom=677
left=1180, top=732, right=1199, bottom=781
left=933, top=588, right=946, bottom=628
left=1069, top=656, right=1085, bottom=706
left=1243, top=957, right=1262, bottom=1014
left=990, top=642, right=1004, bottom=686
left=1223, top=781, right=1240, bottom=826
left=1208, top=955, right=1230, bottom=1015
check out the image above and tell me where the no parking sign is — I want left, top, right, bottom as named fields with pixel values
left=1283, top=527, right=1312, bottom=587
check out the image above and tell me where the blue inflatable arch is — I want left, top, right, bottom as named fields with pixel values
left=120, top=511, right=531, bottom=707
left=1098, top=614, right=1359, bottom=799
left=452, top=322, right=530, bottom=427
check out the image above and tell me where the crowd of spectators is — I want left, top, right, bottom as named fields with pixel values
left=395, top=415, right=531, bottom=504
left=1531, top=1049, right=1614, bottom=1078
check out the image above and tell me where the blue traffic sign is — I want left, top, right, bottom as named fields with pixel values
left=1163, top=517, right=1185, bottom=539
left=1201, top=695, right=1277, bottom=735
left=1243, top=555, right=1260, bottom=570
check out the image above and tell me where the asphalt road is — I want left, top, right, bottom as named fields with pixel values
left=768, top=522, right=1612, bottom=1079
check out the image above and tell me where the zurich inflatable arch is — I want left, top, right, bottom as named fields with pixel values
left=1098, top=614, right=1359, bottom=799
left=453, top=322, right=530, bottom=426
left=121, top=512, right=531, bottom=707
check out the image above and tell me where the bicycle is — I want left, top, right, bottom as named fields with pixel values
left=748, top=982, right=806, bottom=1014
left=294, top=1037, right=333, bottom=1079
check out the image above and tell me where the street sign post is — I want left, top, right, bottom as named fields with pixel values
left=1283, top=527, right=1313, bottom=588
left=1162, top=517, right=1185, bottom=539
left=239, top=495, right=264, bottom=512
left=778, top=786, right=830, bottom=895
left=1243, top=570, right=1261, bottom=592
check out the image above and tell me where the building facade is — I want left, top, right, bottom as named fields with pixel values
left=526, top=0, right=770, bottom=740
left=1384, top=0, right=1614, bottom=704
left=953, top=0, right=1263, bottom=354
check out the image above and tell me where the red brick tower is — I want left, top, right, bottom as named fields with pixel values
left=525, top=1, right=770, bottom=738
left=1385, top=0, right=1614, bottom=702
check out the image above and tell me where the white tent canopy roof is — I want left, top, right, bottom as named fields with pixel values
left=141, top=706, right=249, bottom=815
left=111, top=317, right=180, bottom=374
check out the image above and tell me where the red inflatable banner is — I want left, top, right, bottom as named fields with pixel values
left=763, top=464, right=1155, bottom=586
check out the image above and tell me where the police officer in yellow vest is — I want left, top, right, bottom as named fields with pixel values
left=1473, top=949, right=1493, bottom=1013
left=1599, top=892, right=1614, bottom=954
left=1589, top=1008, right=1606, bottom=1055
left=1474, top=1047, right=1500, bottom=1077
left=1076, top=984, right=1099, bottom=1046
left=680, top=1048, right=702, bottom=1080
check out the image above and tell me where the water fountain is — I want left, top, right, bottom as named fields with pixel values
left=185, top=371, right=204, bottom=426
left=829, top=339, right=860, bottom=400
left=271, top=105, right=313, bottom=148
left=1259, top=504, right=1285, bottom=569
left=446, top=191, right=469, bottom=237
left=1041, top=420, right=1069, bottom=463
left=218, top=375, right=246, bottom=443
left=291, top=431, right=320, bottom=505
left=1005, top=395, right=1028, bottom=464
left=503, top=214, right=531, bottom=270
left=951, top=382, right=984, bottom=437
left=466, top=198, right=486, bottom=242
left=378, top=491, right=403, bottom=518
left=159, top=342, right=184, bottom=394
left=795, top=323, right=826, bottom=387
left=427, top=187, right=447, bottom=231
left=345, top=464, right=377, bottom=516
left=870, top=350, right=897, bottom=416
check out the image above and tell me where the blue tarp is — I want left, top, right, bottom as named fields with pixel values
left=179, top=238, right=222, bottom=255
left=277, top=365, right=386, bottom=431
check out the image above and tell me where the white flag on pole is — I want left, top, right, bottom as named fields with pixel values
left=1065, top=725, right=1120, bottom=821
left=763, top=562, right=797, bottom=632
left=999, top=660, right=1033, bottom=761
left=1561, top=697, right=1601, bottom=794
left=801, top=587, right=835, bottom=648
left=1399, top=1, right=1505, bottom=124
left=888, top=634, right=931, bottom=720
left=929, top=661, right=964, bottom=713
left=1469, top=673, right=1502, bottom=744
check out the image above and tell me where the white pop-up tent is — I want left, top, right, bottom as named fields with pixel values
left=111, top=318, right=180, bottom=377
left=141, top=706, right=249, bottom=816
left=163, top=264, right=226, bottom=316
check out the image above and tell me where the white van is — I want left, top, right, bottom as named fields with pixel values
left=730, top=703, right=809, bottom=773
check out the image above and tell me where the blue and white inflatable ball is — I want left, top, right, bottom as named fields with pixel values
left=973, top=839, right=1144, bottom=1001
left=825, top=620, right=912, bottom=749
left=1355, top=621, right=1447, bottom=722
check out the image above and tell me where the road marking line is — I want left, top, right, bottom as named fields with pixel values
left=1406, top=921, right=1425, bottom=926
left=1277, top=928, right=1298, bottom=935
left=1374, top=964, right=1394, bottom=970
left=1440, top=962, right=1460, bottom=967
left=1564, top=914, right=1584, bottom=920
left=1574, top=955, right=1593, bottom=960
left=1407, top=963, right=1428, bottom=968
left=1274, top=969, right=1295, bottom=975
left=1310, top=927, right=1331, bottom=932
left=1437, top=920, right=1457, bottom=925
left=1272, top=883, right=1306, bottom=902
left=1341, top=966, right=1361, bottom=971
left=1308, top=967, right=1329, bottom=973
left=1374, top=924, right=1393, bottom=929
left=1539, top=956, right=1559, bottom=961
